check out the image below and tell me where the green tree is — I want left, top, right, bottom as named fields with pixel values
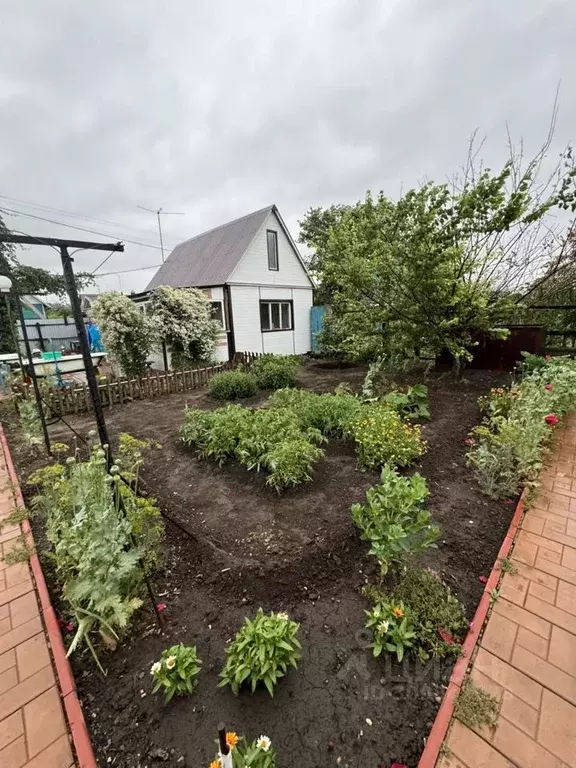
left=301, top=142, right=576, bottom=371
left=91, top=292, right=154, bottom=377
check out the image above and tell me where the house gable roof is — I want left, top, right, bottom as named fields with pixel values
left=145, top=205, right=273, bottom=290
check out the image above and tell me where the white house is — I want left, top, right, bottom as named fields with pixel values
left=133, top=205, right=314, bottom=365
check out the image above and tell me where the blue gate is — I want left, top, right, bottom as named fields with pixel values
left=310, top=305, right=326, bottom=351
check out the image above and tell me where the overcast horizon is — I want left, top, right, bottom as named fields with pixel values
left=1, top=0, right=575, bottom=295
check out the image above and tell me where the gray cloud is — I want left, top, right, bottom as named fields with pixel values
left=1, top=0, right=574, bottom=292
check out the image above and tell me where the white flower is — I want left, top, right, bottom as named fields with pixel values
left=276, top=612, right=289, bottom=621
left=256, top=736, right=271, bottom=752
left=165, top=656, right=176, bottom=670
left=377, top=620, right=389, bottom=634
left=150, top=661, right=161, bottom=675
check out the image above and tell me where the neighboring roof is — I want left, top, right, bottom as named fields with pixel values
left=145, top=205, right=274, bottom=290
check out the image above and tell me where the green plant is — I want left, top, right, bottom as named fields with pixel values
left=251, top=355, right=299, bottom=390
left=351, top=465, right=439, bottom=575
left=268, top=388, right=363, bottom=436
left=365, top=601, right=416, bottom=661
left=150, top=644, right=201, bottom=702
left=209, top=734, right=276, bottom=768
left=18, top=397, right=42, bottom=446
left=0, top=505, right=30, bottom=533
left=219, top=608, right=301, bottom=696
left=350, top=404, right=426, bottom=470
left=455, top=680, right=500, bottom=729
left=499, top=556, right=518, bottom=575
left=386, top=568, right=468, bottom=660
left=210, top=371, right=258, bottom=400
left=1, top=534, right=34, bottom=565
left=381, top=384, right=430, bottom=419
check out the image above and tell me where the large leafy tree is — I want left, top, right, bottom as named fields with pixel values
left=0, top=213, right=94, bottom=353
left=300, top=143, right=576, bottom=369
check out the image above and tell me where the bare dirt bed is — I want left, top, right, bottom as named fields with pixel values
left=5, top=360, right=513, bottom=768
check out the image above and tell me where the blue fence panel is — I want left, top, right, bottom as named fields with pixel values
left=310, top=305, right=326, bottom=351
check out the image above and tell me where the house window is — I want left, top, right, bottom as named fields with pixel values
left=210, top=301, right=225, bottom=329
left=260, top=300, right=293, bottom=332
left=267, top=230, right=279, bottom=271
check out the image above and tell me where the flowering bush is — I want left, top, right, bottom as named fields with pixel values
left=365, top=601, right=416, bottom=661
left=467, top=356, right=576, bottom=498
left=349, top=404, right=426, bottom=470
left=351, top=465, right=439, bottom=575
left=151, top=286, right=220, bottom=369
left=91, top=291, right=154, bottom=376
left=209, top=733, right=276, bottom=768
left=218, top=608, right=301, bottom=696
left=151, top=644, right=201, bottom=702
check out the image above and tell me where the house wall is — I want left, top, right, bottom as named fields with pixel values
left=230, top=285, right=313, bottom=355
left=228, top=210, right=312, bottom=288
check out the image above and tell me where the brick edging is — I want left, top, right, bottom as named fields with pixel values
left=417, top=492, right=526, bottom=768
left=0, top=424, right=97, bottom=768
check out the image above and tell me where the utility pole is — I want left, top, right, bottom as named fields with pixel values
left=137, top=206, right=184, bottom=262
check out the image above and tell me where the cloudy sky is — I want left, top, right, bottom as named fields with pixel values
left=1, top=0, right=574, bottom=294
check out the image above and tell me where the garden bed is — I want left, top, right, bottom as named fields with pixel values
left=4, top=360, right=513, bottom=768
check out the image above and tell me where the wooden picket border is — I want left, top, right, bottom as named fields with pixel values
left=20, top=352, right=263, bottom=417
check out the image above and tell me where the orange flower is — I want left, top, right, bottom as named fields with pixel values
left=208, top=761, right=221, bottom=768
left=392, top=606, right=404, bottom=618
left=226, top=732, right=239, bottom=749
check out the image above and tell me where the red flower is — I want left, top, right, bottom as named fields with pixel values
left=545, top=355, right=552, bottom=361
left=478, top=575, right=488, bottom=584
left=391, top=764, right=408, bottom=768
left=438, top=628, right=455, bottom=644
left=545, top=384, right=553, bottom=391
left=545, top=414, right=559, bottom=426
left=156, top=603, right=167, bottom=612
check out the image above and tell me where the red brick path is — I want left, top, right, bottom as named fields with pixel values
left=0, top=450, right=74, bottom=767
left=438, top=414, right=576, bottom=768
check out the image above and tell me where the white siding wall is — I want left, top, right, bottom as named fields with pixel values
left=228, top=210, right=312, bottom=288
left=231, top=285, right=313, bottom=355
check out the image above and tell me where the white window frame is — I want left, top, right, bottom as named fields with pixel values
left=260, top=300, right=293, bottom=332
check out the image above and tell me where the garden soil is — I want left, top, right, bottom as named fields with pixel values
left=4, top=361, right=513, bottom=768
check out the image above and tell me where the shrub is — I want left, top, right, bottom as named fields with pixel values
left=268, top=388, right=363, bottom=436
left=365, top=600, right=416, bottom=661
left=91, top=291, right=154, bottom=377
left=210, top=371, right=258, bottom=400
left=381, top=384, right=430, bottom=419
left=467, top=357, right=576, bottom=498
left=150, top=644, right=201, bottom=702
left=351, top=465, right=439, bottom=575
left=251, top=355, right=299, bottom=389
left=350, top=404, right=426, bottom=470
left=218, top=608, right=301, bottom=696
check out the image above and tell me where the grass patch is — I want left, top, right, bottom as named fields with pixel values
left=455, top=680, right=500, bottom=729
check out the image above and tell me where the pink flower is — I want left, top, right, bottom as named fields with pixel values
left=504, top=499, right=515, bottom=505
left=545, top=384, right=553, bottom=391
left=545, top=413, right=559, bottom=426
left=391, top=763, right=408, bottom=768
left=156, top=603, right=167, bottom=612
left=545, top=355, right=552, bottom=361
left=65, top=622, right=74, bottom=632
left=464, top=437, right=475, bottom=446
left=478, top=575, right=488, bottom=584
left=469, top=620, right=475, bottom=630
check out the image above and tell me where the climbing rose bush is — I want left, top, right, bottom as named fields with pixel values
left=91, top=291, right=154, bottom=377
left=151, top=286, right=220, bottom=369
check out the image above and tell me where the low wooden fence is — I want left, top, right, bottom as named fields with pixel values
left=27, top=361, right=234, bottom=416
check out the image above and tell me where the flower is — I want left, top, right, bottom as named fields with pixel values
left=150, top=661, right=161, bottom=675
left=208, top=761, right=221, bottom=768
left=392, top=606, right=404, bottom=618
left=464, top=437, right=475, bottom=446
left=377, top=620, right=390, bottom=634
left=545, top=413, right=559, bottom=426
left=156, top=603, right=167, bottom=612
left=504, top=499, right=515, bottom=505
left=545, top=384, right=553, bottom=391
left=545, top=354, right=552, bottom=360
left=276, top=612, right=289, bottom=621
left=256, top=735, right=272, bottom=752
left=165, top=656, right=176, bottom=670
left=478, top=575, right=488, bottom=584
left=225, top=732, right=239, bottom=749
left=391, top=763, right=408, bottom=768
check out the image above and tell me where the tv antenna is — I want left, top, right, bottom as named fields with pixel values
left=137, top=206, right=184, bottom=262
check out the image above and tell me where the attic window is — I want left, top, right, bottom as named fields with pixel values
left=267, top=230, right=279, bottom=271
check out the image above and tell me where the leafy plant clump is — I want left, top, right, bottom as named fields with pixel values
left=18, top=397, right=42, bottom=446
left=268, top=387, right=363, bottom=436
left=209, top=733, right=276, bottom=768
left=467, top=356, right=576, bottom=498
left=381, top=384, right=430, bottom=419
left=455, top=680, right=500, bottom=729
left=210, top=370, right=258, bottom=400
left=151, top=644, right=201, bottom=702
left=349, top=405, right=426, bottom=470
left=219, top=608, right=301, bottom=696
left=27, top=438, right=164, bottom=670
left=352, top=466, right=439, bottom=576
left=251, top=354, right=299, bottom=389
left=365, top=600, right=416, bottom=661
